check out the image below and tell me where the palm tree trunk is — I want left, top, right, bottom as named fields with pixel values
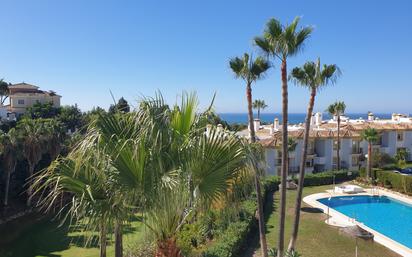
left=367, top=142, right=372, bottom=179
left=278, top=57, right=288, bottom=257
left=288, top=88, right=316, bottom=252
left=155, top=238, right=183, bottom=257
left=115, top=221, right=123, bottom=257
left=258, top=108, right=261, bottom=120
left=247, top=83, right=268, bottom=256
left=26, top=164, right=34, bottom=207
left=247, top=83, right=256, bottom=143
left=4, top=171, right=11, bottom=206
left=337, top=116, right=341, bottom=170
left=100, top=223, right=107, bottom=257
left=255, top=173, right=268, bottom=257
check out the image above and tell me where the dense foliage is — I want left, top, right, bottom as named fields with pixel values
left=371, top=170, right=412, bottom=195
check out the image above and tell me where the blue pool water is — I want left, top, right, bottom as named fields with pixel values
left=318, top=195, right=412, bottom=249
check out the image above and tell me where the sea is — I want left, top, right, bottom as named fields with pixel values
left=218, top=113, right=395, bottom=125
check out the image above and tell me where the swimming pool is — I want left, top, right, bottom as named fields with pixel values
left=318, top=195, right=412, bottom=250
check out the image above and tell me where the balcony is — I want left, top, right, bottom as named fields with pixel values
left=351, top=147, right=362, bottom=155
left=314, top=156, right=326, bottom=165
left=305, top=166, right=314, bottom=173
left=380, top=146, right=390, bottom=154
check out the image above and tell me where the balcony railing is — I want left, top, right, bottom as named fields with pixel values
left=351, top=147, right=362, bottom=154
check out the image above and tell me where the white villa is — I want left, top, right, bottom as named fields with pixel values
left=239, top=112, right=412, bottom=176
left=0, top=82, right=61, bottom=120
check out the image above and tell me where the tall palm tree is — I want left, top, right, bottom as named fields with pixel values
left=229, top=53, right=270, bottom=142
left=0, top=79, right=10, bottom=105
left=34, top=92, right=248, bottom=257
left=288, top=59, right=340, bottom=251
left=255, top=17, right=313, bottom=256
left=0, top=129, right=19, bottom=206
left=253, top=99, right=268, bottom=120
left=17, top=118, right=48, bottom=206
left=361, top=128, right=379, bottom=180
left=327, top=101, right=346, bottom=170
left=230, top=53, right=270, bottom=257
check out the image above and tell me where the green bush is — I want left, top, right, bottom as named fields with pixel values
left=359, top=167, right=366, bottom=177
left=302, top=170, right=359, bottom=187
left=200, top=185, right=264, bottom=257
left=200, top=171, right=356, bottom=257
left=201, top=219, right=253, bottom=257
left=263, top=176, right=280, bottom=193
left=177, top=223, right=204, bottom=256
left=375, top=170, right=412, bottom=195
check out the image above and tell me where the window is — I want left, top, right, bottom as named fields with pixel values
left=352, top=156, right=359, bottom=166
left=397, top=132, right=404, bottom=142
left=373, top=136, right=382, bottom=145
left=352, top=140, right=360, bottom=154
left=307, top=140, right=315, bottom=154
left=333, top=140, right=339, bottom=150
left=17, top=99, right=25, bottom=105
left=306, top=160, right=313, bottom=167
left=333, top=157, right=338, bottom=166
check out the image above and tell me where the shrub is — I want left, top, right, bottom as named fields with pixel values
left=263, top=176, right=280, bottom=193
left=177, top=223, right=204, bottom=256
left=302, top=170, right=359, bottom=187
left=201, top=220, right=252, bottom=257
left=125, top=239, right=155, bottom=257
left=372, top=152, right=395, bottom=168
left=359, top=167, right=366, bottom=177
left=375, top=170, right=412, bottom=195
left=201, top=198, right=258, bottom=256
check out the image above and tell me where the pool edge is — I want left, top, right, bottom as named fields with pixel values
left=303, top=189, right=412, bottom=257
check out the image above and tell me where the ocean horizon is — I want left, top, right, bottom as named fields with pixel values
left=218, top=113, right=397, bottom=125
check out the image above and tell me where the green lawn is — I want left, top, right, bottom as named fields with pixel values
left=257, top=184, right=400, bottom=257
left=0, top=214, right=145, bottom=257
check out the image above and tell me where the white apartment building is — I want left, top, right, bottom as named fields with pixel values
left=240, top=113, right=412, bottom=176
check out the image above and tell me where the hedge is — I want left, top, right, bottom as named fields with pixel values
left=201, top=171, right=357, bottom=257
left=201, top=178, right=277, bottom=257
left=375, top=170, right=412, bottom=195
left=302, top=170, right=359, bottom=186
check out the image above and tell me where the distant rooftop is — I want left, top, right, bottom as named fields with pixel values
left=238, top=112, right=412, bottom=148
left=9, top=82, right=61, bottom=97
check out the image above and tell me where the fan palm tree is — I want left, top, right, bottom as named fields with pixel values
left=34, top=92, right=248, bottom=257
left=253, top=99, right=268, bottom=120
left=229, top=53, right=270, bottom=142
left=254, top=17, right=313, bottom=256
left=17, top=118, right=48, bottom=206
left=287, top=58, right=340, bottom=251
left=361, top=128, right=379, bottom=179
left=43, top=119, right=65, bottom=160
left=327, top=101, right=346, bottom=170
left=0, top=129, right=19, bottom=206
left=34, top=153, right=127, bottom=257
left=229, top=54, right=270, bottom=257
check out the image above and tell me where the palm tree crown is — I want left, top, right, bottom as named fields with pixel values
left=254, top=17, right=313, bottom=59
left=229, top=53, right=270, bottom=84
left=327, top=101, right=346, bottom=117
left=290, top=58, right=340, bottom=91
left=253, top=99, right=268, bottom=119
left=252, top=99, right=268, bottom=110
left=361, top=128, right=379, bottom=143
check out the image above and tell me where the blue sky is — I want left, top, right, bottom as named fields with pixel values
left=0, top=0, right=411, bottom=113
